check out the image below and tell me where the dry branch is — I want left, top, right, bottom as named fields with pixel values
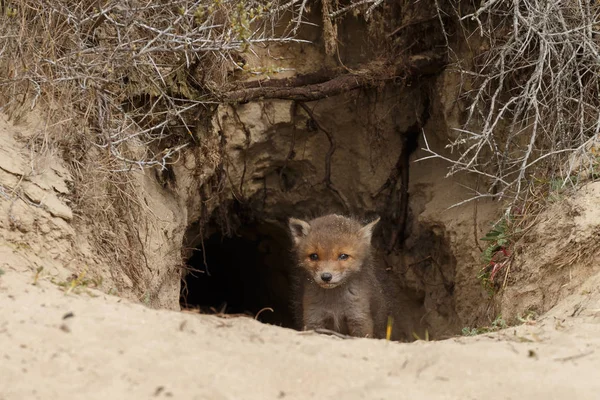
left=0, top=0, right=310, bottom=171
left=222, top=51, right=447, bottom=102
left=0, top=0, right=316, bottom=286
left=429, top=0, right=600, bottom=207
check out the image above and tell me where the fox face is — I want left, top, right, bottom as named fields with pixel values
left=288, top=214, right=380, bottom=289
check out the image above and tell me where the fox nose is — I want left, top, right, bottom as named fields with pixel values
left=321, top=272, right=333, bottom=282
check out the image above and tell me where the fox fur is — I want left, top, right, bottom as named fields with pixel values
left=288, top=214, right=395, bottom=339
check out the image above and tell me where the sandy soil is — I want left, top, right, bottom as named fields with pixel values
left=1, top=101, right=599, bottom=400
left=1, top=262, right=599, bottom=400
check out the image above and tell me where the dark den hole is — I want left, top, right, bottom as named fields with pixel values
left=181, top=223, right=295, bottom=328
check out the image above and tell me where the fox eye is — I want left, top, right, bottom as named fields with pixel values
left=309, top=253, right=319, bottom=261
left=338, top=254, right=349, bottom=261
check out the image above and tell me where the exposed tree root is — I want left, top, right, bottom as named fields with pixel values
left=298, top=102, right=351, bottom=212
left=223, top=52, right=446, bottom=103
left=279, top=102, right=298, bottom=192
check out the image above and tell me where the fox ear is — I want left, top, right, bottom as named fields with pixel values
left=289, top=218, right=311, bottom=244
left=359, top=217, right=380, bottom=242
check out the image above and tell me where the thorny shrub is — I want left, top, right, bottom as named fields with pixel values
left=0, top=0, right=307, bottom=170
left=422, top=0, right=600, bottom=209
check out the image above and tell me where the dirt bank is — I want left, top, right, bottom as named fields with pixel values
left=2, top=111, right=600, bottom=399
left=2, top=1, right=600, bottom=398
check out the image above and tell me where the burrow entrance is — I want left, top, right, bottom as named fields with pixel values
left=180, top=209, right=462, bottom=341
left=181, top=218, right=296, bottom=328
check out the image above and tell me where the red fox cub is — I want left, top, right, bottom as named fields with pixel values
left=288, top=214, right=392, bottom=339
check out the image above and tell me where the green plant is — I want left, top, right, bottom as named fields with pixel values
left=412, top=329, right=430, bottom=341
left=461, top=327, right=479, bottom=336
left=53, top=269, right=100, bottom=295
left=462, top=315, right=507, bottom=336
left=5, top=7, right=17, bottom=17
left=478, top=217, right=513, bottom=296
left=491, top=315, right=507, bottom=330
left=141, top=292, right=151, bottom=305
left=480, top=217, right=510, bottom=264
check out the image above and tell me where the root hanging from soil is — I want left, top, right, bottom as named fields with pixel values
left=298, top=102, right=351, bottom=212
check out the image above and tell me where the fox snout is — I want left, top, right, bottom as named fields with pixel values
left=320, top=272, right=333, bottom=282
left=312, top=265, right=345, bottom=288
left=315, top=271, right=341, bottom=288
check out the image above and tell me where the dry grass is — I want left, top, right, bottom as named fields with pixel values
left=0, top=0, right=308, bottom=168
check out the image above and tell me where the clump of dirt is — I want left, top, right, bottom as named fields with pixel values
left=0, top=114, right=89, bottom=283
left=0, top=113, right=191, bottom=310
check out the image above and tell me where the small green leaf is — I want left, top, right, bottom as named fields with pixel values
left=480, top=236, right=499, bottom=242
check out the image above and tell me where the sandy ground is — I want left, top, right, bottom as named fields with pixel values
left=1, top=263, right=600, bottom=400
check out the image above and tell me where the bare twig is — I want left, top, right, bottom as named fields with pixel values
left=328, top=0, right=377, bottom=19
left=313, top=328, right=355, bottom=339
left=254, top=307, right=274, bottom=320
left=0, top=0, right=310, bottom=171
left=427, top=0, right=600, bottom=208
left=0, top=0, right=313, bottom=295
